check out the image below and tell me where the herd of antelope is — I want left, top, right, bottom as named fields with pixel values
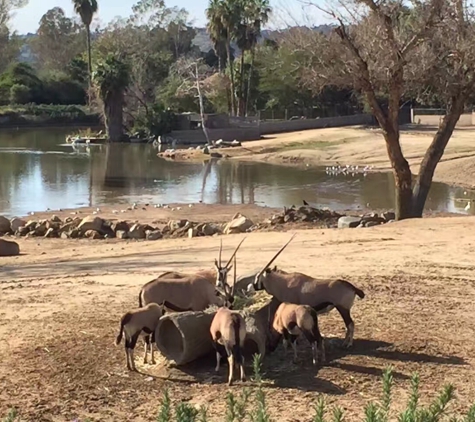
left=115, top=234, right=365, bottom=385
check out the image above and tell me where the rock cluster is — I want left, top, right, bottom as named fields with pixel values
left=338, top=211, right=395, bottom=229
left=0, top=212, right=255, bottom=241
left=265, top=205, right=343, bottom=227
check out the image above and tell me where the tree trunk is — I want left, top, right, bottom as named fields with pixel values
left=238, top=51, right=245, bottom=116
left=195, top=64, right=210, bottom=144
left=380, top=127, right=413, bottom=220
left=86, top=25, right=92, bottom=88
left=244, top=47, right=255, bottom=117
left=412, top=98, right=465, bottom=217
left=103, top=91, right=125, bottom=142
left=225, top=40, right=236, bottom=116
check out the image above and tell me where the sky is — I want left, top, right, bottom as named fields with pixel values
left=11, top=0, right=329, bottom=34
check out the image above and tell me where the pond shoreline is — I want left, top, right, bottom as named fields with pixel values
left=166, top=125, right=475, bottom=190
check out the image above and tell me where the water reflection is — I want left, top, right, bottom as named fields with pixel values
left=0, top=127, right=474, bottom=217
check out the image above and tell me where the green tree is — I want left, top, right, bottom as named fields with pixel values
left=72, top=0, right=98, bottom=86
left=30, top=7, right=84, bottom=72
left=93, top=54, right=130, bottom=142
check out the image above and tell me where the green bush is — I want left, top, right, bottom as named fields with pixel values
left=9, top=84, right=31, bottom=104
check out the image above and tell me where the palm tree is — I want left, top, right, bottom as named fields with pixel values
left=93, top=54, right=130, bottom=142
left=244, top=0, right=271, bottom=116
left=72, top=0, right=98, bottom=86
left=206, top=0, right=240, bottom=116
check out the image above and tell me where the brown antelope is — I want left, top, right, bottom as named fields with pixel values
left=248, top=235, right=365, bottom=348
left=115, top=302, right=166, bottom=371
left=270, top=302, right=325, bottom=365
left=210, top=255, right=247, bottom=386
left=154, top=237, right=246, bottom=293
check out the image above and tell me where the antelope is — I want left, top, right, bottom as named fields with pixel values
left=154, top=237, right=246, bottom=293
left=210, top=255, right=247, bottom=386
left=115, top=302, right=166, bottom=371
left=270, top=302, right=325, bottom=366
left=248, top=235, right=365, bottom=348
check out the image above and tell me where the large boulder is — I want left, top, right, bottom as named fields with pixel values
left=224, top=213, right=254, bottom=234
left=10, top=218, right=26, bottom=232
left=0, top=216, right=11, bottom=234
left=128, top=223, right=147, bottom=239
left=0, top=239, right=20, bottom=256
left=78, top=216, right=104, bottom=234
left=112, top=221, right=130, bottom=234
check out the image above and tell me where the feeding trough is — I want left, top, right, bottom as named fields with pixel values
left=154, top=298, right=281, bottom=366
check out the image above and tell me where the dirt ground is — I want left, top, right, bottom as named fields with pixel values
left=1, top=213, right=475, bottom=421
left=170, top=125, right=475, bottom=189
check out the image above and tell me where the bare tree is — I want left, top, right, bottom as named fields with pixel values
left=172, top=57, right=219, bottom=144
left=288, top=0, right=475, bottom=219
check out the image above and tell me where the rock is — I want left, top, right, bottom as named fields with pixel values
left=360, top=216, right=386, bottom=226
left=382, top=211, right=396, bottom=222
left=112, top=221, right=130, bottom=233
left=338, top=216, right=361, bottom=229
left=25, top=220, right=37, bottom=230
left=365, top=221, right=382, bottom=227
left=10, top=218, right=26, bottom=232
left=146, top=230, right=162, bottom=240
left=60, top=232, right=70, bottom=239
left=85, top=230, right=103, bottom=239
left=32, top=222, right=47, bottom=236
left=195, top=223, right=219, bottom=236
left=0, top=216, right=11, bottom=233
left=44, top=228, right=57, bottom=238
left=58, top=221, right=78, bottom=234
left=69, top=229, right=80, bottom=239
left=188, top=228, right=197, bottom=238
left=51, top=215, right=62, bottom=223
left=78, top=216, right=104, bottom=234
left=270, top=214, right=285, bottom=225
left=0, top=238, right=20, bottom=256
left=224, top=214, right=254, bottom=234
left=168, top=219, right=188, bottom=232
left=64, top=217, right=73, bottom=223
left=210, top=152, right=223, bottom=158
left=16, top=226, right=30, bottom=236
left=116, top=230, right=128, bottom=239
left=128, top=223, right=147, bottom=239
left=46, top=220, right=61, bottom=231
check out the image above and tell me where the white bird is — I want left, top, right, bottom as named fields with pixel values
left=188, top=204, right=193, bottom=208
left=96, top=207, right=101, bottom=212
left=176, top=207, right=182, bottom=210
left=112, top=210, right=119, bottom=214
left=465, top=201, right=471, bottom=211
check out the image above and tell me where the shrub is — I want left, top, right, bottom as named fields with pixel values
left=9, top=84, right=31, bottom=104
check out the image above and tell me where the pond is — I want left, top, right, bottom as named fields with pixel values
left=0, top=127, right=473, bottom=218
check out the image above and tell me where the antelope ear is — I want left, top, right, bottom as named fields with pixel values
left=214, top=259, right=219, bottom=268
left=227, top=264, right=233, bottom=271
left=265, top=268, right=272, bottom=274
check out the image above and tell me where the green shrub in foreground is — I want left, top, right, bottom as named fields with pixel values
left=3, top=360, right=475, bottom=422
left=155, top=357, right=475, bottom=422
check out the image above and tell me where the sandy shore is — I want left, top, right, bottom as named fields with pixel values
left=1, top=216, right=475, bottom=421
left=169, top=125, right=475, bottom=189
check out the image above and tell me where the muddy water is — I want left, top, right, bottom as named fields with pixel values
left=0, top=127, right=473, bottom=217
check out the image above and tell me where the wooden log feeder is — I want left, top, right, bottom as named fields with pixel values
left=154, top=298, right=281, bottom=366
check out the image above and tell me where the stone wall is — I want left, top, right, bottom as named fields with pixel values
left=411, top=111, right=474, bottom=127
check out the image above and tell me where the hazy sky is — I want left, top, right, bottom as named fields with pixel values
left=11, top=0, right=328, bottom=34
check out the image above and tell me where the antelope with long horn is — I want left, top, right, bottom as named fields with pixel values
left=210, top=255, right=247, bottom=386
left=248, top=235, right=365, bottom=348
left=152, top=237, right=246, bottom=294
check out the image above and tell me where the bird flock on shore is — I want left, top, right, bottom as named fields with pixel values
left=325, top=164, right=374, bottom=177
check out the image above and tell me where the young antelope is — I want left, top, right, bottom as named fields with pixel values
left=115, top=302, right=166, bottom=371
left=271, top=302, right=325, bottom=365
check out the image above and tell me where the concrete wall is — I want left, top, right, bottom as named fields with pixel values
left=259, top=113, right=375, bottom=135
left=411, top=112, right=474, bottom=127
left=170, top=127, right=261, bottom=144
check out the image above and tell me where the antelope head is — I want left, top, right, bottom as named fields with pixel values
left=249, top=234, right=296, bottom=292
left=214, top=237, right=246, bottom=291
left=215, top=254, right=238, bottom=309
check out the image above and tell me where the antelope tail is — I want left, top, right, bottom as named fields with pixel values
left=138, top=290, right=143, bottom=307
left=231, top=314, right=243, bottom=365
left=340, top=279, right=365, bottom=299
left=115, top=314, right=130, bottom=346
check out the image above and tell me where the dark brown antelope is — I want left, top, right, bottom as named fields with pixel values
left=249, top=235, right=365, bottom=348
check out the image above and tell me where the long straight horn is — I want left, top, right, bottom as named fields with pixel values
left=225, top=236, right=247, bottom=269
left=231, top=254, right=237, bottom=297
left=218, top=237, right=223, bottom=267
left=256, top=234, right=296, bottom=278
